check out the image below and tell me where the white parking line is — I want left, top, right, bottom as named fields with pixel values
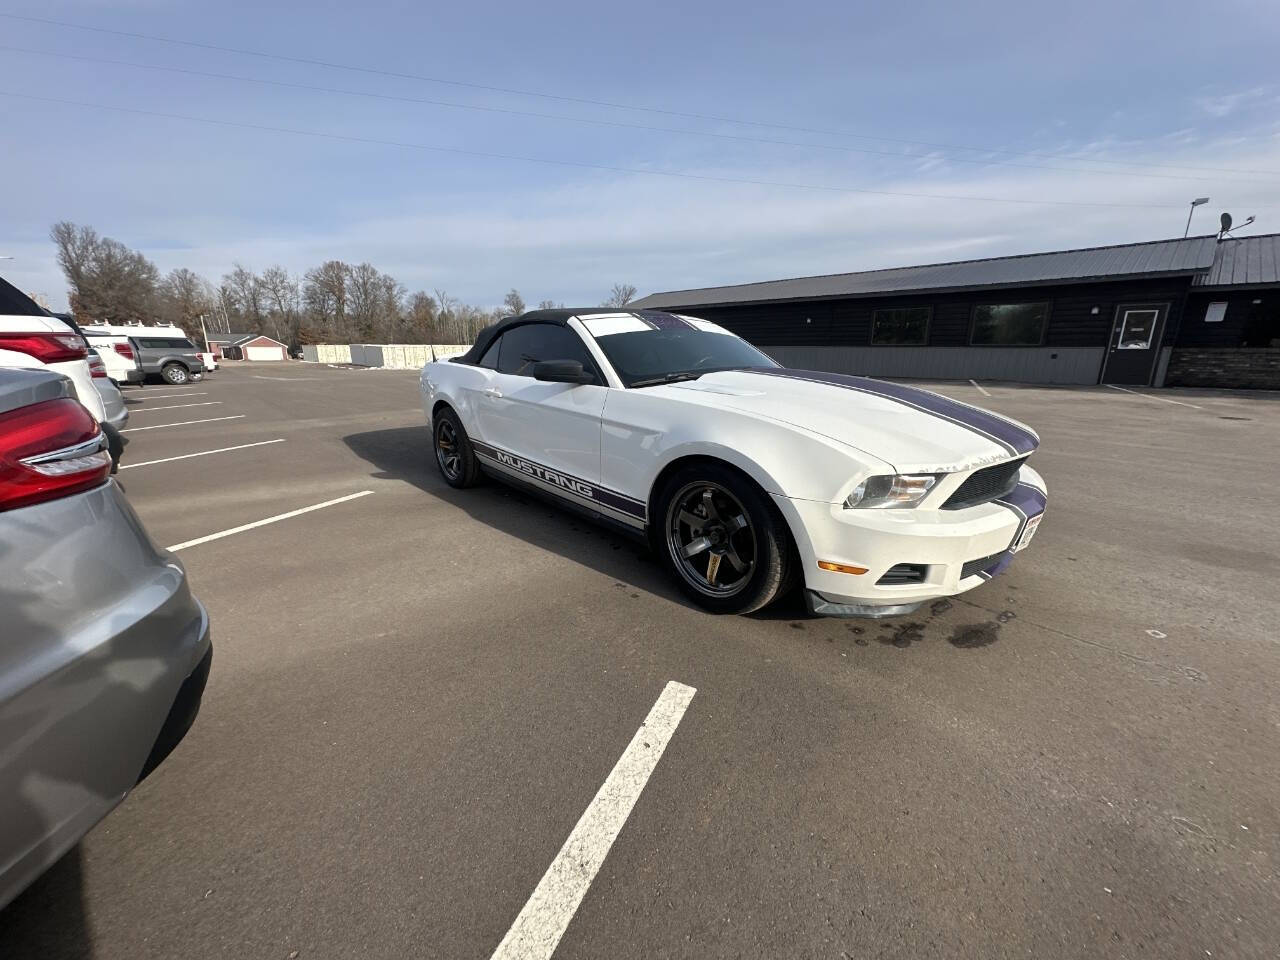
left=121, top=415, right=245, bottom=433
left=120, top=439, right=285, bottom=469
left=166, top=490, right=374, bottom=551
left=132, top=401, right=223, bottom=413
left=969, top=379, right=992, bottom=397
left=1104, top=384, right=1204, bottom=409
left=490, top=680, right=696, bottom=960
left=136, top=392, right=208, bottom=400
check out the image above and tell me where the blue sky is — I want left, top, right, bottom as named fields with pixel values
left=2, top=0, right=1279, bottom=311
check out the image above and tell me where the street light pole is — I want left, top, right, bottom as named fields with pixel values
left=1184, top=197, right=1210, bottom=238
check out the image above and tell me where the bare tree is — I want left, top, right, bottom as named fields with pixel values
left=47, top=219, right=508, bottom=347
left=304, top=261, right=349, bottom=338
left=50, top=221, right=161, bottom=324
left=406, top=291, right=437, bottom=343
left=212, top=283, right=238, bottom=334
left=259, top=266, right=302, bottom=346
left=222, top=264, right=265, bottom=332
left=602, top=283, right=638, bottom=308
left=433, top=288, right=460, bottom=342
left=158, top=268, right=213, bottom=340
left=50, top=221, right=97, bottom=296
left=347, top=262, right=382, bottom=341
left=502, top=289, right=526, bottom=316
left=377, top=273, right=406, bottom=341
left=537, top=299, right=562, bottom=310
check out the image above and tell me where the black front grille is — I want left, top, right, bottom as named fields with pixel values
left=876, top=563, right=927, bottom=585
left=961, top=553, right=1002, bottom=579
left=942, top=458, right=1026, bottom=510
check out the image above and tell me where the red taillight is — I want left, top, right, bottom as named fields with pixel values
left=0, top=332, right=89, bottom=363
left=113, top=342, right=135, bottom=361
left=89, top=356, right=109, bottom=378
left=0, top=398, right=112, bottom=512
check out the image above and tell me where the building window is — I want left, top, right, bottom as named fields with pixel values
left=1117, top=309, right=1158, bottom=349
left=1204, top=301, right=1227, bottom=323
left=871, top=307, right=930, bottom=345
left=970, top=302, right=1049, bottom=346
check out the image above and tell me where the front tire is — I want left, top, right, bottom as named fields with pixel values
left=161, top=363, right=189, bottom=385
left=652, top=462, right=795, bottom=615
left=433, top=407, right=481, bottom=488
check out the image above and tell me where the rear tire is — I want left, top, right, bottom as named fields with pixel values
left=651, top=462, right=794, bottom=615
left=161, top=363, right=189, bottom=385
left=433, top=408, right=481, bottom=488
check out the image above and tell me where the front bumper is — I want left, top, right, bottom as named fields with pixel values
left=776, top=465, right=1047, bottom=616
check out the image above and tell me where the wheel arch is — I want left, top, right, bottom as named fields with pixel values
left=430, top=398, right=454, bottom=424
left=646, top=451, right=810, bottom=565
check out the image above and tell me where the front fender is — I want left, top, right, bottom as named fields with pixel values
left=601, top=391, right=895, bottom=507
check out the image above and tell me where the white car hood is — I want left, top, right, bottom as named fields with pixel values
left=657, top=368, right=1039, bottom=474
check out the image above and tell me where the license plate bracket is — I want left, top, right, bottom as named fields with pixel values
left=1011, top=513, right=1043, bottom=553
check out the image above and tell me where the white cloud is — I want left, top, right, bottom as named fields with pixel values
left=9, top=123, right=1280, bottom=313
left=1193, top=86, right=1274, bottom=118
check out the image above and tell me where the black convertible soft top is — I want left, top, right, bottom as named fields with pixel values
left=453, top=308, right=615, bottom=364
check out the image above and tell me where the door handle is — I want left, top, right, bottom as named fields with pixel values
left=483, top=387, right=503, bottom=398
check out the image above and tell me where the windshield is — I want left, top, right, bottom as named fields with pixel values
left=592, top=326, right=777, bottom=387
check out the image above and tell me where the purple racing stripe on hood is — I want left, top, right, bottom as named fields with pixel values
left=746, top=367, right=1038, bottom=457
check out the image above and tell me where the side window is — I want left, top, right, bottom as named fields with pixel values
left=497, top=323, right=598, bottom=380
left=138, top=338, right=164, bottom=348
left=477, top=335, right=502, bottom=369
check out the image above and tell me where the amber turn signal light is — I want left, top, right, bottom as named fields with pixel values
left=817, top=560, right=869, bottom=575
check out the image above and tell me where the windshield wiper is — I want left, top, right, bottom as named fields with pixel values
left=628, top=367, right=739, bottom=388
left=629, top=371, right=708, bottom=388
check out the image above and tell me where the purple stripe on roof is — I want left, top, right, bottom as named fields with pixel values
left=748, top=368, right=1038, bottom=456
left=632, top=310, right=693, bottom=330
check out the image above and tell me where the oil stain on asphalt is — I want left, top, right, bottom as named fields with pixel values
left=948, top=621, right=1002, bottom=648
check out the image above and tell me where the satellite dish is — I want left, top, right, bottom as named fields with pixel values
left=1220, top=212, right=1233, bottom=233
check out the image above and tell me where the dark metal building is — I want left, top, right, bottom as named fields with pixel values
left=631, top=234, right=1280, bottom=388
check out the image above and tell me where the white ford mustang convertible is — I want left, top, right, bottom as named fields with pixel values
left=420, top=309, right=1046, bottom=618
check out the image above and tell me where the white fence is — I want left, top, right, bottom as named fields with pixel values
left=301, top=343, right=470, bottom=367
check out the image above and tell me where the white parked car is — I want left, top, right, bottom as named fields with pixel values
left=81, top=327, right=144, bottom=386
left=420, top=309, right=1046, bottom=617
left=88, top=349, right=129, bottom=432
left=0, top=284, right=107, bottom=425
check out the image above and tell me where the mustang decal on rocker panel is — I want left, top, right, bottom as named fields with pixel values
left=493, top=449, right=595, bottom=498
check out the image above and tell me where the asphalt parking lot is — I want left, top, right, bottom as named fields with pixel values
left=2, top=363, right=1278, bottom=959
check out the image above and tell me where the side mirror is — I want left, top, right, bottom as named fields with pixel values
left=531, top=359, right=595, bottom=384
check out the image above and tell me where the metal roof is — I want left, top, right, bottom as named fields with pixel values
left=1195, top=233, right=1280, bottom=288
left=631, top=236, right=1220, bottom=309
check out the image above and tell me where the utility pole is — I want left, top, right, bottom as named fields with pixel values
left=1184, top=197, right=1210, bottom=237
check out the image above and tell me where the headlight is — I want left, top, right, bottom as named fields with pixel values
left=843, top=474, right=941, bottom=509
